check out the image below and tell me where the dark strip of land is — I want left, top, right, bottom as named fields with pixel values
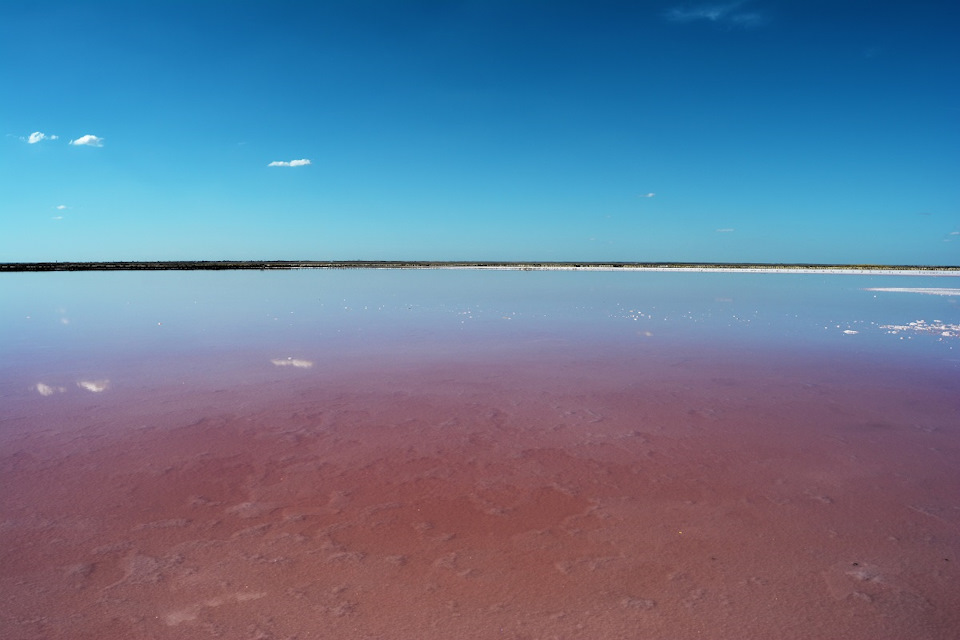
left=1, top=261, right=958, bottom=273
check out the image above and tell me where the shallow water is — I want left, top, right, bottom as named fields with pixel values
left=2, top=270, right=959, bottom=639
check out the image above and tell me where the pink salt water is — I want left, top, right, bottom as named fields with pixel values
left=1, top=270, right=958, bottom=639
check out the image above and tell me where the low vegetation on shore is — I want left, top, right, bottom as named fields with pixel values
left=1, top=261, right=957, bottom=273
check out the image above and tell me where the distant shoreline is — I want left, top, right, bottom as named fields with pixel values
left=1, top=261, right=958, bottom=275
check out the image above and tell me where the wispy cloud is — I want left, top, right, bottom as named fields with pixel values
left=715, top=228, right=735, bottom=232
left=69, top=134, right=104, bottom=147
left=638, top=192, right=656, bottom=198
left=56, top=204, right=68, bottom=210
left=268, top=158, right=311, bottom=167
left=26, top=131, right=58, bottom=144
left=665, top=2, right=766, bottom=28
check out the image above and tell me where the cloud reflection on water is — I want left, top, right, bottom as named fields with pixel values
left=77, top=379, right=110, bottom=393
left=35, top=383, right=66, bottom=396
left=271, top=358, right=313, bottom=369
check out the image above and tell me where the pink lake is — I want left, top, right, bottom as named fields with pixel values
left=1, top=270, right=959, bottom=639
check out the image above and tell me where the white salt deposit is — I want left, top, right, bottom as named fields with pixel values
left=865, top=287, right=960, bottom=296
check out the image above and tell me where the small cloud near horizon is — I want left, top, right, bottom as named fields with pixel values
left=268, top=158, right=311, bottom=167
left=665, top=2, right=765, bottom=28
left=26, top=131, right=58, bottom=144
left=69, top=134, right=104, bottom=147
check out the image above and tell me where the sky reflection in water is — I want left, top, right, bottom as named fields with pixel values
left=2, top=270, right=958, bottom=386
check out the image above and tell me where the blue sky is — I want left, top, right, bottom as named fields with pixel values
left=2, top=0, right=958, bottom=263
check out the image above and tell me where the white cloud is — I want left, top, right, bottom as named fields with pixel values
left=638, top=192, right=656, bottom=198
left=268, top=158, right=311, bottom=167
left=56, top=204, right=68, bottom=210
left=69, top=134, right=104, bottom=147
left=52, top=216, right=64, bottom=220
left=665, top=2, right=765, bottom=27
left=715, top=228, right=735, bottom=232
left=667, top=5, right=725, bottom=21
left=27, top=131, right=58, bottom=144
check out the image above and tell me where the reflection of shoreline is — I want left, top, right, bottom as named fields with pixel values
left=2, top=260, right=959, bottom=275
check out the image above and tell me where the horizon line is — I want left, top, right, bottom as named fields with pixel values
left=2, top=260, right=958, bottom=275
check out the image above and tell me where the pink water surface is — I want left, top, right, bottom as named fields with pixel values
left=1, top=271, right=959, bottom=639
